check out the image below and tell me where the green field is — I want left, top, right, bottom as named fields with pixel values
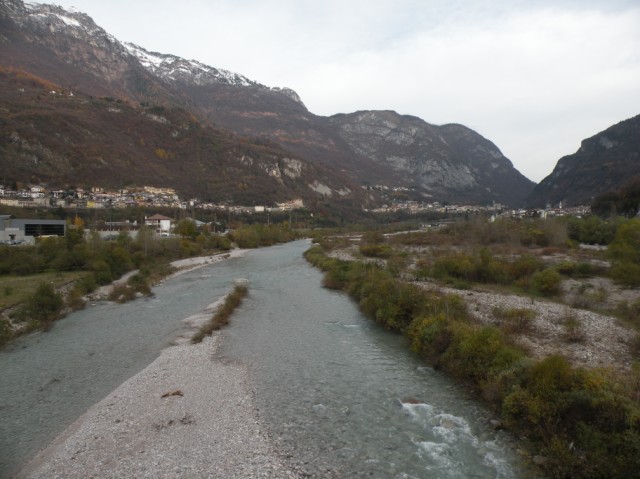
left=0, top=271, right=87, bottom=310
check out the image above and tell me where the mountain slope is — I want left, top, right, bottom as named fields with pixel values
left=0, top=0, right=535, bottom=207
left=328, top=111, right=534, bottom=205
left=527, top=114, right=640, bottom=207
left=0, top=68, right=365, bottom=207
left=125, top=37, right=536, bottom=206
left=0, top=1, right=181, bottom=105
left=124, top=44, right=396, bottom=187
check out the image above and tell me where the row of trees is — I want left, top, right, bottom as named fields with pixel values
left=1, top=221, right=301, bottom=344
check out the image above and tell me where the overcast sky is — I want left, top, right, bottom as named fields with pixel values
left=39, top=0, right=640, bottom=183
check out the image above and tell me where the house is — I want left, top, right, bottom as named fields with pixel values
left=0, top=215, right=66, bottom=244
left=145, top=214, right=172, bottom=234
left=30, top=186, right=45, bottom=198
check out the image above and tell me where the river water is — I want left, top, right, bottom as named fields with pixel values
left=0, top=240, right=532, bottom=478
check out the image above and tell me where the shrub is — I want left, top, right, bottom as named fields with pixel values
left=408, top=313, right=452, bottom=360
left=507, top=254, right=544, bottom=286
left=503, top=355, right=574, bottom=437
left=561, top=312, right=586, bottom=343
left=90, top=259, right=113, bottom=285
left=568, top=216, right=618, bottom=245
left=108, top=283, right=136, bottom=303
left=443, top=324, right=525, bottom=384
left=386, top=254, right=408, bottom=277
left=66, top=288, right=86, bottom=311
left=431, top=251, right=475, bottom=283
left=608, top=219, right=640, bottom=287
left=616, top=299, right=640, bottom=328
left=127, top=273, right=152, bottom=296
left=492, top=306, right=536, bottom=334
left=359, top=243, right=393, bottom=258
left=530, top=268, right=562, bottom=296
left=521, top=228, right=550, bottom=247
left=15, top=282, right=63, bottom=328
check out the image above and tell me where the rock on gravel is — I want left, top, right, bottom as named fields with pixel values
left=19, top=334, right=299, bottom=479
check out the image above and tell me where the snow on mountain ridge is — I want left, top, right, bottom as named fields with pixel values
left=7, top=1, right=305, bottom=106
left=19, top=2, right=123, bottom=48
left=124, top=43, right=259, bottom=88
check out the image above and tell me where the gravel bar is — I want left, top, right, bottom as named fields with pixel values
left=18, top=334, right=299, bottom=478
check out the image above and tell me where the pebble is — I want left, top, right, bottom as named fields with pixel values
left=18, top=334, right=300, bottom=478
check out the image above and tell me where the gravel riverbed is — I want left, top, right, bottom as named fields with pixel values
left=16, top=249, right=299, bottom=478
left=18, top=333, right=299, bottom=478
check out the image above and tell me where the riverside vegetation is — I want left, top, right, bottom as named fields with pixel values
left=0, top=220, right=298, bottom=346
left=305, top=215, right=640, bottom=479
left=191, top=283, right=248, bottom=344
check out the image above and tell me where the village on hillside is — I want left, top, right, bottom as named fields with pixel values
left=0, top=183, right=590, bottom=220
left=0, top=184, right=305, bottom=214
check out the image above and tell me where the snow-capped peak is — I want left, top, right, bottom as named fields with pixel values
left=124, top=43, right=260, bottom=88
left=19, top=2, right=122, bottom=49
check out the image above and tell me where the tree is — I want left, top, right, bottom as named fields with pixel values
left=608, top=219, right=640, bottom=286
left=174, top=218, right=198, bottom=239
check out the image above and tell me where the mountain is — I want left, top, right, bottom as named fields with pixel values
left=127, top=42, right=534, bottom=205
left=126, top=44, right=535, bottom=207
left=327, top=111, right=534, bottom=205
left=0, top=0, right=369, bottom=208
left=124, top=44, right=398, bottom=189
left=0, top=0, right=535, bottom=208
left=0, top=68, right=366, bottom=208
left=527, top=114, right=640, bottom=208
left=0, top=1, right=181, bottom=105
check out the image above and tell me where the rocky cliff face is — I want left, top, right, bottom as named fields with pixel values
left=0, top=1, right=176, bottom=102
left=328, top=111, right=534, bottom=205
left=527, top=114, right=640, bottom=207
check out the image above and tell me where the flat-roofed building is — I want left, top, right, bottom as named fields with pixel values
left=0, top=215, right=66, bottom=244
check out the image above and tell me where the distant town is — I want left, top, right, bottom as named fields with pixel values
left=0, top=184, right=305, bottom=214
left=0, top=183, right=590, bottom=219
left=365, top=184, right=591, bottom=219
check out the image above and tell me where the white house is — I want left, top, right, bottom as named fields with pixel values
left=145, top=214, right=172, bottom=234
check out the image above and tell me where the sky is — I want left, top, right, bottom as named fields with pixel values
left=37, top=0, right=640, bottom=183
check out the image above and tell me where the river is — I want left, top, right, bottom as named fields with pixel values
left=0, top=240, right=532, bottom=478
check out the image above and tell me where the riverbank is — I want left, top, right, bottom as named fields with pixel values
left=15, top=247, right=300, bottom=478
left=87, top=248, right=248, bottom=302
left=18, top=333, right=299, bottom=478
left=309, top=243, right=640, bottom=478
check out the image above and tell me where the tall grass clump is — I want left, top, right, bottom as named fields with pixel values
left=191, top=283, right=248, bottom=344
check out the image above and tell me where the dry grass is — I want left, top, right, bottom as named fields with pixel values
left=492, top=306, right=537, bottom=334
left=191, top=284, right=248, bottom=344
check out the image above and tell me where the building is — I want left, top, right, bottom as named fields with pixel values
left=145, top=214, right=172, bottom=234
left=0, top=215, right=66, bottom=244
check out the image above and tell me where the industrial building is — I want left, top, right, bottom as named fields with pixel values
left=0, top=215, right=66, bottom=244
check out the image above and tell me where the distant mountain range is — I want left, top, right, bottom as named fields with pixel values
left=125, top=41, right=534, bottom=206
left=0, top=0, right=637, bottom=211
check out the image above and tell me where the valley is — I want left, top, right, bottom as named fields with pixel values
left=1, top=1, right=639, bottom=478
